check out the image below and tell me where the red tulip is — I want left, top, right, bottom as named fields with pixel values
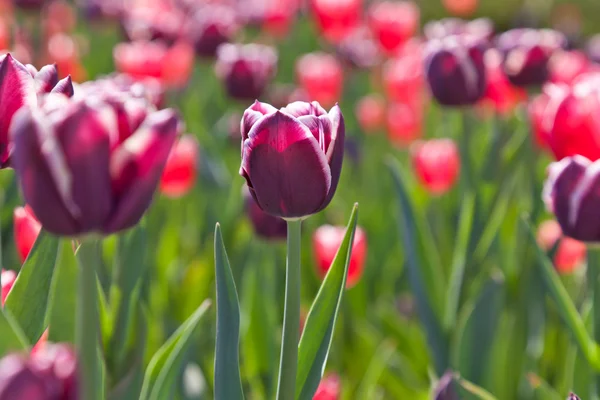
left=386, top=101, right=423, bottom=147
left=121, top=0, right=183, bottom=43
left=14, top=205, right=41, bottom=263
left=411, top=139, right=460, bottom=195
left=313, top=373, right=341, bottom=400
left=537, top=219, right=586, bottom=274
left=240, top=101, right=345, bottom=219
left=549, top=50, right=592, bottom=85
left=310, top=0, right=362, bottom=43
left=160, top=135, right=199, bottom=198
left=296, top=52, right=343, bottom=108
left=45, top=33, right=86, bottom=82
left=367, top=1, right=419, bottom=54
left=382, top=41, right=425, bottom=104
left=480, top=49, right=526, bottom=116
left=442, top=0, right=479, bottom=17
left=1, top=269, right=16, bottom=305
left=239, top=0, right=298, bottom=38
left=356, top=94, right=385, bottom=133
left=313, top=225, right=366, bottom=288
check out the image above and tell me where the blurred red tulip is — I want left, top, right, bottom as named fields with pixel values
left=240, top=0, right=298, bottom=38
left=1, top=269, right=16, bottom=305
left=122, top=0, right=183, bottom=43
left=382, top=41, right=425, bottom=104
left=356, top=94, right=385, bottom=133
left=411, top=139, right=460, bottom=195
left=160, top=135, right=199, bottom=198
left=313, top=225, right=366, bottom=288
left=367, top=1, right=419, bottom=54
left=14, top=205, right=41, bottom=263
left=46, top=33, right=86, bottom=82
left=549, top=50, right=592, bottom=85
left=480, top=49, right=526, bottom=116
left=313, top=373, right=341, bottom=400
left=0, top=18, right=8, bottom=50
left=44, top=0, right=76, bottom=37
left=310, top=0, right=362, bottom=43
left=442, top=0, right=478, bottom=16
left=386, top=101, right=423, bottom=147
left=296, top=52, right=343, bottom=108
left=537, top=219, right=586, bottom=274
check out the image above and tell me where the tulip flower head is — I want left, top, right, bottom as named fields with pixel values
left=14, top=205, right=42, bottom=263
left=240, top=101, right=345, bottom=219
left=215, top=43, right=278, bottom=101
left=367, top=1, right=419, bottom=54
left=313, top=225, right=366, bottom=288
left=313, top=373, right=341, bottom=400
left=424, top=34, right=487, bottom=107
left=187, top=4, right=240, bottom=58
left=480, top=49, right=526, bottom=116
left=356, top=94, right=386, bottom=133
left=382, top=43, right=425, bottom=104
left=386, top=101, right=423, bottom=147
left=1, top=269, right=16, bottom=305
left=496, top=28, right=567, bottom=87
left=243, top=185, right=287, bottom=240
left=537, top=219, right=586, bottom=274
left=543, top=155, right=600, bottom=243
left=411, top=139, right=460, bottom=195
left=11, top=93, right=180, bottom=237
left=549, top=50, right=592, bottom=85
left=310, top=0, right=362, bottom=43
left=296, top=52, right=343, bottom=108
left=159, top=135, right=199, bottom=198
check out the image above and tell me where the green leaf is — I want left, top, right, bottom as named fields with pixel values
left=522, top=216, right=600, bottom=370
left=47, top=240, right=78, bottom=343
left=458, top=376, right=499, bottom=400
left=454, top=274, right=504, bottom=385
left=139, top=299, right=211, bottom=400
left=296, top=203, right=358, bottom=400
left=0, top=308, right=28, bottom=353
left=387, top=158, right=448, bottom=374
left=355, top=340, right=397, bottom=399
left=527, top=373, right=562, bottom=400
left=214, top=223, right=245, bottom=400
left=4, top=230, right=60, bottom=344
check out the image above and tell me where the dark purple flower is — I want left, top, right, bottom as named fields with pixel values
left=243, top=185, right=287, bottom=240
left=186, top=4, right=239, bottom=58
left=10, top=93, right=179, bottom=236
left=496, top=28, right=567, bottom=87
left=543, top=155, right=600, bottom=242
left=433, top=371, right=460, bottom=400
left=424, top=34, right=487, bottom=106
left=240, top=100, right=344, bottom=219
left=215, top=43, right=277, bottom=101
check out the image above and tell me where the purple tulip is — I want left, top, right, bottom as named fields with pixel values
left=11, top=93, right=179, bottom=236
left=0, top=343, right=78, bottom=400
left=424, top=35, right=487, bottom=107
left=496, top=28, right=566, bottom=87
left=240, top=100, right=345, bottom=219
left=433, top=371, right=460, bottom=400
left=186, top=4, right=240, bottom=58
left=215, top=43, right=278, bottom=101
left=543, top=155, right=600, bottom=242
left=243, top=185, right=287, bottom=240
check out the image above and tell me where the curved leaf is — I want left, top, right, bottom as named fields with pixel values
left=47, top=239, right=78, bottom=343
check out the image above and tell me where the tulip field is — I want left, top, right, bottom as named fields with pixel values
left=3, top=0, right=600, bottom=399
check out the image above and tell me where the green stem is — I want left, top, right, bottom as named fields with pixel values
left=588, top=246, right=600, bottom=398
left=460, top=109, right=474, bottom=190
left=76, top=240, right=102, bottom=400
left=276, top=220, right=302, bottom=400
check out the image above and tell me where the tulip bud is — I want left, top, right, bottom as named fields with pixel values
left=537, top=219, right=586, bottom=274
left=386, top=101, right=423, bottom=147
left=313, top=373, right=341, bottom=400
left=424, top=18, right=494, bottom=43
left=496, top=28, right=567, bottom=87
left=367, top=1, right=419, bottom=54
left=382, top=43, right=425, bottom=104
left=434, top=371, right=460, bottom=400
left=356, top=94, right=385, bottom=133
left=424, top=34, right=487, bottom=107
left=215, top=43, right=278, bottom=101
left=14, top=205, right=42, bottom=263
left=159, top=135, right=199, bottom=198
left=11, top=95, right=179, bottom=236
left=296, top=52, right=343, bottom=108
left=1, top=269, right=16, bottom=305
left=313, top=225, right=366, bottom=288
left=310, top=0, right=362, bottom=43
left=240, top=100, right=345, bottom=219
left=411, top=139, right=460, bottom=195
left=543, top=155, right=600, bottom=242
left=243, top=185, right=287, bottom=240
left=480, top=49, right=526, bottom=116
left=186, top=4, right=239, bottom=58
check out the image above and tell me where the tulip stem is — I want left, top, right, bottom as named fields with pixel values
left=76, top=240, right=102, bottom=400
left=588, top=246, right=600, bottom=398
left=276, top=219, right=302, bottom=400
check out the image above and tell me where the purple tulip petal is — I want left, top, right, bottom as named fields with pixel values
left=568, top=161, right=600, bottom=241
left=51, top=76, right=74, bottom=97
left=105, top=108, right=179, bottom=233
left=10, top=108, right=79, bottom=235
left=323, top=104, right=345, bottom=204
left=34, top=64, right=59, bottom=95
left=241, top=101, right=276, bottom=141
left=281, top=101, right=327, bottom=118
left=25, top=64, right=38, bottom=76
left=0, top=54, right=37, bottom=165
left=242, top=111, right=331, bottom=218
left=297, top=115, right=333, bottom=154
left=53, top=100, right=113, bottom=232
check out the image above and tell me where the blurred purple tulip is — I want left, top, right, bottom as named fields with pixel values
left=10, top=93, right=179, bottom=236
left=215, top=43, right=277, bottom=101
left=243, top=185, right=287, bottom=240
left=186, top=4, right=240, bottom=58
left=240, top=100, right=345, bottom=219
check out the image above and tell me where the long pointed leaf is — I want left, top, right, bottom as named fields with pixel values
left=296, top=204, right=358, bottom=400
left=0, top=308, right=28, bottom=353
left=214, top=223, right=245, bottom=400
left=47, top=240, right=78, bottom=342
left=4, top=230, right=60, bottom=344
